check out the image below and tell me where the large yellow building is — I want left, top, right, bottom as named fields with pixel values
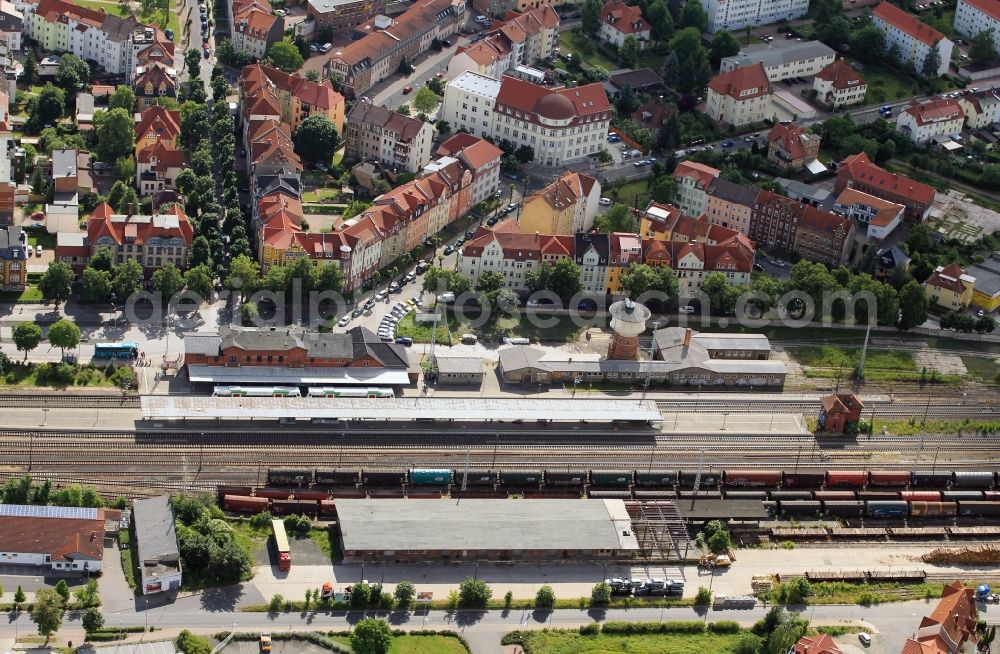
left=968, top=256, right=1000, bottom=312
left=517, top=171, right=601, bottom=235
left=240, top=64, right=346, bottom=135
left=924, top=262, right=975, bottom=311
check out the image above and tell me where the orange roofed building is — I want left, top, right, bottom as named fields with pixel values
left=706, top=63, right=770, bottom=128
left=792, top=634, right=842, bottom=654
left=239, top=64, right=344, bottom=134
left=835, top=152, right=935, bottom=221
left=902, top=581, right=978, bottom=654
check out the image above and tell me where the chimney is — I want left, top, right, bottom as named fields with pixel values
left=683, top=328, right=692, bottom=348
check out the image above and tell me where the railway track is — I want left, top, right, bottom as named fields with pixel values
left=0, top=394, right=138, bottom=408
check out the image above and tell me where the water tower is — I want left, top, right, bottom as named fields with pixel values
left=607, top=298, right=651, bottom=360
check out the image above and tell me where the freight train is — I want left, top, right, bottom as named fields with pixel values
left=265, top=467, right=1000, bottom=490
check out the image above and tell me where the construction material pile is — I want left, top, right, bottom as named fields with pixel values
left=922, top=545, right=1000, bottom=565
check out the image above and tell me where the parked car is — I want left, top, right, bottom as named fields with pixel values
left=403, top=86, right=413, bottom=94
left=395, top=336, right=413, bottom=346
left=858, top=633, right=871, bottom=647
left=337, top=315, right=351, bottom=327
left=443, top=245, right=454, bottom=255
left=721, top=139, right=733, bottom=147
left=352, top=307, right=363, bottom=318
left=679, top=305, right=695, bottom=314
left=364, top=299, right=376, bottom=310
left=388, top=282, right=400, bottom=293
left=599, top=197, right=612, bottom=206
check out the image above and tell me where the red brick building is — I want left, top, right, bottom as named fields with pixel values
left=819, top=393, right=864, bottom=433
left=835, top=152, right=936, bottom=221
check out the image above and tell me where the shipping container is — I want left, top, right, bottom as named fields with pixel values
left=544, top=470, right=587, bottom=487
left=908, top=501, right=957, bottom=517
left=408, top=469, right=453, bottom=486
left=679, top=470, right=721, bottom=487
left=826, top=471, right=869, bottom=487
left=315, top=469, right=360, bottom=486
left=868, top=471, right=911, bottom=486
left=822, top=500, right=864, bottom=517
left=590, top=470, right=633, bottom=488
left=634, top=470, right=678, bottom=487
left=457, top=470, right=497, bottom=487
left=778, top=500, right=822, bottom=517
left=956, top=500, right=1000, bottom=516
left=952, top=471, right=995, bottom=489
left=782, top=472, right=825, bottom=488
left=866, top=500, right=908, bottom=518
left=223, top=495, right=269, bottom=513
left=500, top=470, right=543, bottom=486
left=267, top=469, right=314, bottom=486
left=911, top=472, right=952, bottom=488
left=723, top=469, right=782, bottom=487
left=255, top=489, right=293, bottom=500
left=723, top=490, right=768, bottom=500
left=859, top=491, right=901, bottom=501
left=363, top=470, right=406, bottom=487
left=770, top=491, right=814, bottom=501
left=812, top=490, right=858, bottom=501
left=942, top=490, right=986, bottom=501
left=900, top=491, right=942, bottom=501
left=271, top=519, right=291, bottom=571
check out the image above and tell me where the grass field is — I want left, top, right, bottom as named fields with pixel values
left=306, top=525, right=341, bottom=563
left=119, top=528, right=137, bottom=590
left=0, top=286, right=43, bottom=302
left=787, top=345, right=916, bottom=371
left=329, top=635, right=467, bottom=653
left=513, top=631, right=745, bottom=654
left=858, top=63, right=920, bottom=103
left=961, top=355, right=1000, bottom=382
left=396, top=310, right=586, bottom=344
left=558, top=31, right=618, bottom=71
left=73, top=0, right=180, bottom=39
left=606, top=179, right=653, bottom=209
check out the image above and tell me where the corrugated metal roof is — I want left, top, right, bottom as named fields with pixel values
left=0, top=504, right=98, bottom=520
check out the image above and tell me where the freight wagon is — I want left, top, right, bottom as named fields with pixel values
left=679, top=471, right=721, bottom=487
left=912, top=472, right=952, bottom=488
left=590, top=470, right=633, bottom=488
left=868, top=471, right=911, bottom=487
left=723, top=470, right=782, bottom=487
left=315, top=469, right=360, bottom=486
left=223, top=495, right=269, bottom=513
left=545, top=470, right=587, bottom=487
left=909, top=501, right=957, bottom=518
left=500, top=471, right=543, bottom=487
left=364, top=470, right=407, bottom=487
left=822, top=500, right=864, bottom=517
left=268, top=469, right=314, bottom=486
left=866, top=501, right=908, bottom=518
left=634, top=470, right=678, bottom=487
left=953, top=472, right=996, bottom=489
left=724, top=491, right=769, bottom=500
left=783, top=472, right=825, bottom=488
left=770, top=491, right=813, bottom=501
left=957, top=501, right=1000, bottom=516
left=777, top=500, right=822, bottom=517
left=408, top=469, right=453, bottom=486
left=827, top=471, right=869, bottom=488
left=458, top=470, right=497, bottom=487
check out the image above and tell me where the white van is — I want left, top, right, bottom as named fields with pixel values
left=319, top=42, right=333, bottom=53
left=505, top=337, right=530, bottom=345
left=437, top=292, right=456, bottom=304
left=460, top=333, right=477, bottom=344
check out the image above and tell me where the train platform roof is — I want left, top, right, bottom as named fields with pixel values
left=675, top=499, right=771, bottom=521
left=186, top=364, right=411, bottom=386
left=139, top=396, right=664, bottom=423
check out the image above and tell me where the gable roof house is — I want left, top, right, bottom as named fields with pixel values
left=598, top=0, right=650, bottom=48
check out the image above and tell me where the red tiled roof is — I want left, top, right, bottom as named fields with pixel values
left=241, top=64, right=344, bottom=112
left=329, top=0, right=458, bottom=66
left=792, top=634, right=842, bottom=654
left=494, top=75, right=611, bottom=125
left=768, top=122, right=818, bottom=160
left=135, top=105, right=181, bottom=143
left=436, top=134, right=504, bottom=170
left=233, top=7, right=278, bottom=38
left=86, top=203, right=193, bottom=246
left=903, top=97, right=965, bottom=126
left=873, top=1, right=946, bottom=47
left=462, top=230, right=546, bottom=259
left=527, top=170, right=597, bottom=212
left=961, top=0, right=1000, bottom=22
left=497, top=5, right=559, bottom=43
left=673, top=161, right=720, bottom=190
left=600, top=0, right=650, bottom=34
left=134, top=62, right=176, bottom=92
left=815, top=59, right=866, bottom=90
left=708, top=63, right=769, bottom=100
left=840, top=152, right=936, bottom=207
left=835, top=187, right=904, bottom=227
left=926, top=262, right=970, bottom=295
left=136, top=141, right=186, bottom=173
left=457, top=33, right=512, bottom=66
left=798, top=203, right=853, bottom=235
left=0, top=513, right=105, bottom=563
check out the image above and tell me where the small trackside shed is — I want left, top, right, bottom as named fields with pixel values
left=335, top=499, right=641, bottom=562
left=133, top=496, right=182, bottom=595
left=433, top=356, right=485, bottom=387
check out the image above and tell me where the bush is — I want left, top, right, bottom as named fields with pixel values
left=695, top=586, right=712, bottom=605
left=579, top=623, right=600, bottom=636
left=602, top=621, right=706, bottom=635
left=503, top=590, right=513, bottom=609
left=393, top=581, right=415, bottom=609
left=535, top=585, right=555, bottom=609
left=349, top=582, right=370, bottom=609
left=108, top=365, right=137, bottom=390
left=708, top=620, right=741, bottom=634
left=458, top=577, right=491, bottom=609
left=268, top=594, right=284, bottom=612
left=85, top=632, right=126, bottom=642
left=177, top=630, right=212, bottom=654
left=249, top=511, right=273, bottom=530
left=591, top=581, right=611, bottom=605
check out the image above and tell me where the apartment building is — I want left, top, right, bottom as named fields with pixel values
left=812, top=59, right=868, bottom=109
left=447, top=7, right=559, bottom=81
left=719, top=40, right=835, bottom=82
left=516, top=170, right=600, bottom=235
left=240, top=64, right=345, bottom=134
left=748, top=189, right=802, bottom=254
left=957, top=89, right=1000, bottom=128
left=136, top=140, right=185, bottom=197
left=0, top=1, right=23, bottom=51
left=133, top=63, right=176, bottom=109
left=671, top=237, right=755, bottom=295
left=955, top=0, right=1000, bottom=56
left=245, top=119, right=302, bottom=185
left=705, top=63, right=770, bottom=127
left=833, top=187, right=904, bottom=242
left=836, top=152, right=936, bottom=221
left=473, top=0, right=571, bottom=17
left=458, top=229, right=574, bottom=291
left=575, top=232, right=610, bottom=294
left=441, top=71, right=502, bottom=138
left=896, top=96, right=965, bottom=144
left=232, top=0, right=284, bottom=59
left=307, top=0, right=386, bottom=30
left=793, top=204, right=855, bottom=266
left=673, top=160, right=720, bottom=216
left=0, top=226, right=25, bottom=290
left=435, top=134, right=504, bottom=206
left=640, top=202, right=747, bottom=246
left=598, top=0, right=650, bottom=48
left=704, top=177, right=758, bottom=236
left=135, top=105, right=181, bottom=154
left=872, top=1, right=953, bottom=77
left=24, top=0, right=143, bottom=74
left=127, top=25, right=174, bottom=84
left=324, top=0, right=466, bottom=97
left=924, top=262, right=975, bottom=310
left=344, top=100, right=434, bottom=173
left=703, top=0, right=808, bottom=33
left=766, top=122, right=821, bottom=170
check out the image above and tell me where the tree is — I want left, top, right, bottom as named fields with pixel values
left=185, top=49, right=202, bottom=79
left=12, top=322, right=42, bottom=361
left=113, top=156, right=136, bottom=182
left=710, top=31, right=740, bottom=65
left=293, top=114, right=341, bottom=164
left=535, top=585, right=556, bottom=609
left=679, top=0, right=708, bottom=31
left=662, top=51, right=681, bottom=87
left=703, top=271, right=738, bottom=315
left=850, top=25, right=886, bottom=64
left=351, top=618, right=392, bottom=654
left=32, top=84, right=67, bottom=130
left=620, top=34, right=641, bottom=67
left=82, top=267, right=112, bottom=303
left=971, top=29, right=997, bottom=61
left=90, top=249, right=114, bottom=275
left=38, top=261, right=74, bottom=306
left=621, top=263, right=678, bottom=300
left=23, top=50, right=37, bottom=85
left=54, top=580, right=70, bottom=603
left=816, top=15, right=851, bottom=49
left=316, top=262, right=344, bottom=293
left=177, top=630, right=213, bottom=654
left=582, top=0, right=602, bottom=35
left=82, top=607, right=104, bottom=633
left=304, top=69, right=320, bottom=82
left=594, top=204, right=637, bottom=233
left=47, top=319, right=80, bottom=359
left=54, top=54, right=89, bottom=93
left=668, top=28, right=711, bottom=91
left=458, top=577, right=492, bottom=608
left=412, top=86, right=439, bottom=113
left=977, top=315, right=997, bottom=333
left=190, top=235, right=213, bottom=270
left=395, top=104, right=411, bottom=116
left=393, top=581, right=415, bottom=609
left=106, top=181, right=138, bottom=214
left=152, top=262, right=185, bottom=300
left=239, top=301, right=258, bottom=326
left=266, top=41, right=304, bottom=73
left=31, top=589, right=64, bottom=638
left=650, top=176, right=679, bottom=204
left=113, top=258, right=144, bottom=301
left=514, top=145, right=535, bottom=163
left=13, top=585, right=25, bottom=609
left=108, top=85, right=136, bottom=112
left=185, top=264, right=214, bottom=300
left=897, top=280, right=929, bottom=330
left=591, top=582, right=611, bottom=605
left=525, top=258, right=582, bottom=300
left=922, top=40, right=942, bottom=78
left=227, top=254, right=260, bottom=298
left=95, top=107, right=136, bottom=163
left=646, top=1, right=674, bottom=41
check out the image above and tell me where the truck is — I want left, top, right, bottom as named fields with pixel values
left=699, top=554, right=732, bottom=569
left=271, top=519, right=291, bottom=572
left=259, top=634, right=272, bottom=652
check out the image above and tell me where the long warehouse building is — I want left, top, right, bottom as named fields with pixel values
left=335, top=498, right=640, bottom=562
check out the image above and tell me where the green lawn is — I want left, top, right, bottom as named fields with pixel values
left=73, top=0, right=180, bottom=39
left=514, top=631, right=746, bottom=654
left=858, top=63, right=920, bottom=104
left=0, top=286, right=43, bottom=302
left=558, top=31, right=618, bottom=71
left=329, top=635, right=466, bottom=653
left=119, top=528, right=137, bottom=590
left=395, top=312, right=457, bottom=345
left=396, top=309, right=586, bottom=344
left=0, top=362, right=115, bottom=387
left=26, top=232, right=56, bottom=249
left=787, top=345, right=916, bottom=371
left=961, top=355, right=1000, bottom=382
left=606, top=179, right=653, bottom=209
left=306, top=525, right=342, bottom=563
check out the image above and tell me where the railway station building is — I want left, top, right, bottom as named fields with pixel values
left=0, top=505, right=119, bottom=574
left=335, top=498, right=640, bottom=562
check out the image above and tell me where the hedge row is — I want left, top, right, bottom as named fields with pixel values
left=602, top=621, right=707, bottom=635
left=220, top=629, right=471, bottom=653
left=84, top=633, right=127, bottom=642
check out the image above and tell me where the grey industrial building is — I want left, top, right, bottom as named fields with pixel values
left=133, top=496, right=182, bottom=595
left=433, top=356, right=485, bottom=386
left=335, top=499, right=640, bottom=562
left=719, top=40, right=836, bottom=81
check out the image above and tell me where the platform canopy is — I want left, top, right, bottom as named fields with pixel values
left=140, top=396, right=663, bottom=423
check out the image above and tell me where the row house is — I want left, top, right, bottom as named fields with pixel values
left=605, top=232, right=643, bottom=295
left=0, top=226, right=25, bottom=290
left=598, top=1, right=650, bottom=49
left=128, top=26, right=175, bottom=107
left=0, top=1, right=23, bottom=51
left=245, top=119, right=302, bottom=186
left=436, top=133, right=504, bottom=206
left=812, top=59, right=867, bottom=109
left=706, top=63, right=770, bottom=127
left=704, top=177, right=758, bottom=235
left=669, top=237, right=755, bottom=295
left=833, top=187, right=904, bottom=242
left=57, top=202, right=194, bottom=273
left=306, top=0, right=386, bottom=31
left=766, top=122, right=821, bottom=171
left=459, top=230, right=575, bottom=292
left=516, top=170, right=600, bottom=236
left=448, top=6, right=559, bottom=80
left=896, top=96, right=965, bottom=144
left=231, top=0, right=283, bottom=59
left=24, top=0, right=145, bottom=74
left=323, top=0, right=466, bottom=98
left=955, top=0, right=1000, bottom=56
left=344, top=100, right=434, bottom=173
left=957, top=89, right=1000, bottom=129
left=641, top=202, right=748, bottom=247
left=672, top=160, right=720, bottom=216
left=835, top=151, right=936, bottom=221
left=133, top=63, right=176, bottom=110
left=240, top=64, right=345, bottom=134
left=750, top=189, right=856, bottom=265
left=872, top=1, right=952, bottom=78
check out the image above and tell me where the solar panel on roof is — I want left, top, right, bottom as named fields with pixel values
left=0, top=504, right=98, bottom=520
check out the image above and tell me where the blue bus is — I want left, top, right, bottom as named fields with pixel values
left=93, top=342, right=139, bottom=359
